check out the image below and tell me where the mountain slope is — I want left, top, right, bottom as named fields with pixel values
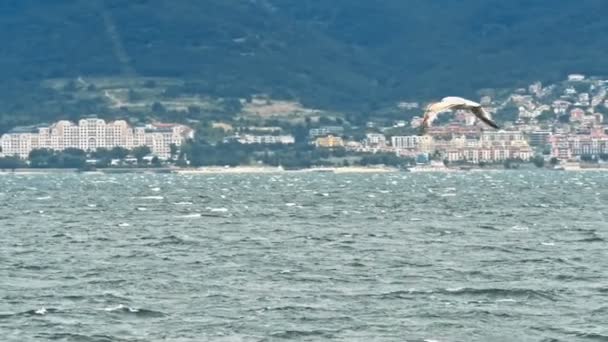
left=0, top=0, right=607, bottom=118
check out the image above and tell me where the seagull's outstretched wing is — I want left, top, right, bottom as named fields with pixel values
left=470, top=106, right=500, bottom=129
left=420, top=101, right=461, bottom=134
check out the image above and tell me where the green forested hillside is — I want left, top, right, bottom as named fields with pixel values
left=0, top=0, right=607, bottom=128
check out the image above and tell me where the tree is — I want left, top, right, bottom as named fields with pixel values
left=143, top=80, right=157, bottom=88
left=29, top=148, right=54, bottom=168
left=550, top=157, right=560, bottom=166
left=63, top=148, right=86, bottom=156
left=187, top=106, right=201, bottom=116
left=151, top=102, right=166, bottom=114
left=63, top=80, right=77, bottom=92
left=92, top=147, right=111, bottom=160
left=131, top=146, right=152, bottom=163
left=128, top=89, right=142, bottom=102
left=503, top=158, right=521, bottom=169
left=536, top=111, right=554, bottom=122
left=169, top=144, right=179, bottom=160
left=318, top=116, right=335, bottom=125
left=60, top=152, right=86, bottom=169
left=532, top=155, right=545, bottom=168
left=223, top=98, right=243, bottom=114
left=0, top=157, right=25, bottom=170
left=110, top=147, right=130, bottom=160
left=195, top=124, right=228, bottom=144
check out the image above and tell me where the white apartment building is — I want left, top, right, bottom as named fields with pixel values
left=480, top=131, right=525, bottom=146
left=391, top=136, right=421, bottom=149
left=365, top=133, right=387, bottom=147
left=391, top=135, right=434, bottom=150
left=444, top=146, right=533, bottom=163
left=550, top=131, right=608, bottom=159
left=0, top=118, right=194, bottom=159
left=236, top=134, right=295, bottom=145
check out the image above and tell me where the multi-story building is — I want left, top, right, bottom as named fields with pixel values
left=550, top=130, right=608, bottom=159
left=552, top=100, right=571, bottom=115
left=0, top=126, right=44, bottom=158
left=391, top=135, right=434, bottom=151
left=308, top=126, right=344, bottom=138
left=480, top=131, right=526, bottom=147
left=527, top=131, right=553, bottom=147
left=314, top=135, right=344, bottom=148
left=426, top=124, right=482, bottom=139
left=364, top=133, right=387, bottom=147
left=236, top=134, right=295, bottom=145
left=568, top=74, right=586, bottom=82
left=429, top=131, right=532, bottom=163
left=570, top=108, right=585, bottom=122
left=443, top=146, right=533, bottom=163
left=0, top=119, right=194, bottom=159
left=391, top=136, right=421, bottom=149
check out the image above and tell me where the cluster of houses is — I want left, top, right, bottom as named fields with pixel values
left=3, top=74, right=608, bottom=165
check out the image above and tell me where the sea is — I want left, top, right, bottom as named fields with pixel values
left=1, top=171, right=607, bottom=342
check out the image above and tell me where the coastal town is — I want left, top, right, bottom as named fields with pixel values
left=1, top=74, right=608, bottom=170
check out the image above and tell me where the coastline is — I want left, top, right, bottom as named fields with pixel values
left=0, top=166, right=400, bottom=175
left=172, top=166, right=399, bottom=174
left=3, top=164, right=608, bottom=175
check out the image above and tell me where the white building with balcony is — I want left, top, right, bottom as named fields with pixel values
left=0, top=118, right=194, bottom=159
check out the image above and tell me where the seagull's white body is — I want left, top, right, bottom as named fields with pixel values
left=420, top=96, right=499, bottom=133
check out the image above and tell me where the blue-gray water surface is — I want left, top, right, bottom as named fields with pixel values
left=1, top=171, right=607, bottom=342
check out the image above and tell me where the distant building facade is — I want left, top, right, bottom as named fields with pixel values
left=391, top=136, right=420, bottom=149
left=235, top=134, right=295, bottom=145
left=527, top=131, right=553, bottom=147
left=309, top=126, right=344, bottom=138
left=314, top=135, right=344, bottom=148
left=364, top=133, right=387, bottom=147
left=550, top=130, right=608, bottom=160
left=0, top=118, right=194, bottom=159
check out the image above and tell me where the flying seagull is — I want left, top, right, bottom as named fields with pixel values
left=420, top=96, right=499, bottom=134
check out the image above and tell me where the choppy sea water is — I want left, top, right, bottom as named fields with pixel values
left=1, top=171, right=607, bottom=342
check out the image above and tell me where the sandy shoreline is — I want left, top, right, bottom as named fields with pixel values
left=0, top=166, right=399, bottom=174
left=172, top=166, right=399, bottom=174
left=2, top=165, right=608, bottom=175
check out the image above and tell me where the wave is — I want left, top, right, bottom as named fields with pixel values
left=442, top=287, right=557, bottom=300
left=378, top=287, right=557, bottom=301
left=271, top=329, right=334, bottom=339
left=574, top=332, right=608, bottom=340
left=15, top=307, right=59, bottom=316
left=577, top=236, right=605, bottom=243
left=261, top=305, right=322, bottom=312
left=176, top=213, right=201, bottom=218
left=103, top=304, right=166, bottom=317
left=207, top=207, right=229, bottom=213
left=145, top=234, right=197, bottom=246
left=173, top=201, right=193, bottom=206
left=477, top=224, right=500, bottom=230
left=36, top=333, right=117, bottom=342
left=138, top=196, right=164, bottom=200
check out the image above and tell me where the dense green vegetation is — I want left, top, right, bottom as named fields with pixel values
left=1, top=0, right=607, bottom=129
left=28, top=148, right=89, bottom=169
left=0, top=156, right=27, bottom=170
